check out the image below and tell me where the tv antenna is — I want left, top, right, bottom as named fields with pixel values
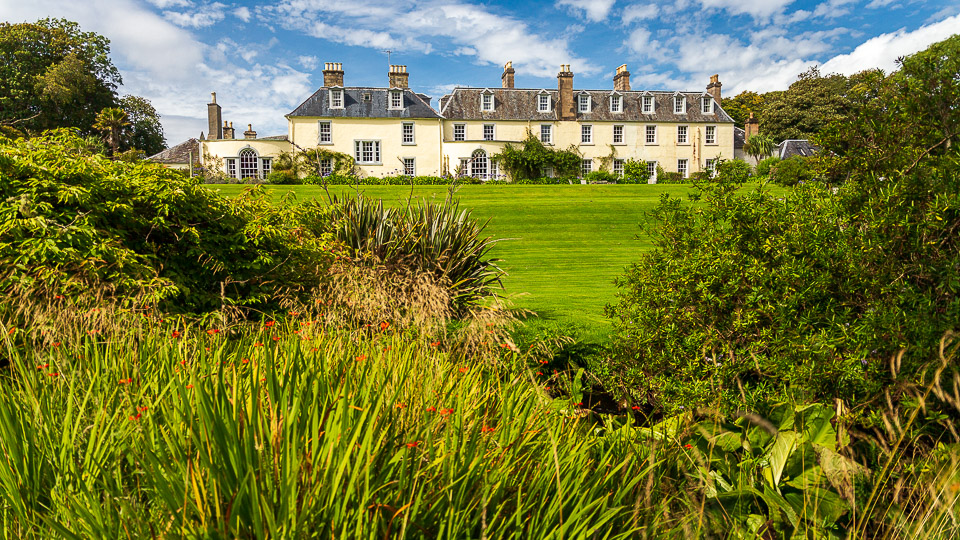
left=382, top=49, right=393, bottom=67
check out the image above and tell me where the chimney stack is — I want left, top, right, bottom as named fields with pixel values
left=222, top=121, right=235, bottom=139
left=389, top=65, right=409, bottom=88
left=613, top=64, right=631, bottom=91
left=207, top=92, right=222, bottom=140
left=745, top=112, right=759, bottom=139
left=244, top=123, right=257, bottom=140
left=323, top=62, right=344, bottom=87
left=501, top=61, right=515, bottom=89
left=707, top=74, right=722, bottom=103
left=557, top=64, right=575, bottom=121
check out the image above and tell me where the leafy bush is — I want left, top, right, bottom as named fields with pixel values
left=621, top=159, right=650, bottom=184
left=715, top=159, right=753, bottom=183
left=492, top=132, right=582, bottom=181
left=584, top=170, right=617, bottom=183
left=514, top=177, right=566, bottom=184
left=770, top=155, right=813, bottom=186
left=267, top=170, right=300, bottom=185
left=328, top=193, right=503, bottom=314
left=302, top=174, right=485, bottom=186
left=656, top=172, right=685, bottom=184
left=755, top=155, right=780, bottom=177
left=0, top=129, right=336, bottom=312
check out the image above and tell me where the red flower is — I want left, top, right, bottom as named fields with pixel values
left=242, top=358, right=250, bottom=364
left=54, top=295, right=64, bottom=300
left=119, top=378, right=128, bottom=385
left=439, top=408, right=454, bottom=416
left=253, top=342, right=263, bottom=347
left=129, top=413, right=141, bottom=421
left=36, top=363, right=49, bottom=370
left=289, top=311, right=300, bottom=317
left=300, top=321, right=311, bottom=327
left=536, top=372, right=543, bottom=375
left=206, top=329, right=220, bottom=335
left=383, top=346, right=392, bottom=351
left=86, top=330, right=99, bottom=336
left=425, top=406, right=437, bottom=412
left=539, top=360, right=548, bottom=365
left=311, top=347, right=319, bottom=352
left=272, top=336, right=280, bottom=342
left=458, top=367, right=469, bottom=373
left=631, top=406, right=641, bottom=411
left=684, top=444, right=692, bottom=449
left=356, top=355, right=367, bottom=362
left=481, top=426, right=496, bottom=433
left=52, top=342, right=61, bottom=348
left=406, top=441, right=420, bottom=448
left=171, top=330, right=182, bottom=339
left=137, top=406, right=148, bottom=412
left=499, top=343, right=508, bottom=348
left=429, top=341, right=441, bottom=347
left=380, top=321, right=389, bottom=330
left=186, top=384, right=194, bottom=389
left=6, top=327, right=15, bottom=336
left=47, top=372, right=59, bottom=377
left=574, top=402, right=583, bottom=407
left=395, top=402, right=407, bottom=409
left=264, top=321, right=275, bottom=328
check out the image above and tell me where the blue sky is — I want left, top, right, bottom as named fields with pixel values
left=1, top=0, right=958, bottom=146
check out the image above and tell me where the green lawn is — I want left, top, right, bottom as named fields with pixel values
left=213, top=184, right=696, bottom=340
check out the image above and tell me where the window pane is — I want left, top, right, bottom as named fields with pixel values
left=540, top=125, right=551, bottom=143
left=239, top=150, right=258, bottom=179
left=403, top=158, right=415, bottom=176
left=613, top=125, right=623, bottom=143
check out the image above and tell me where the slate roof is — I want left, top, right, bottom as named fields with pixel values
left=778, top=139, right=819, bottom=159
left=288, top=87, right=440, bottom=118
left=147, top=138, right=199, bottom=164
left=734, top=127, right=746, bottom=150
left=438, top=88, right=735, bottom=123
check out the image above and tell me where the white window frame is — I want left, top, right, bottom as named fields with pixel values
left=641, top=95, right=654, bottom=114
left=390, top=90, right=403, bottom=110
left=239, top=148, right=259, bottom=179
left=261, top=157, right=272, bottom=178
left=581, top=159, right=592, bottom=177
left=677, top=125, right=688, bottom=145
left=471, top=149, right=489, bottom=179
left=481, top=92, right=494, bottom=112
left=319, top=158, right=332, bottom=177
left=645, top=125, right=657, bottom=145
left=578, top=94, right=591, bottom=113
left=610, top=94, right=622, bottom=113
left=646, top=161, right=657, bottom=181
left=701, top=96, right=713, bottom=114
left=329, top=88, right=344, bottom=109
left=705, top=158, right=716, bottom=173
left=673, top=94, right=685, bottom=114
left=705, top=125, right=717, bottom=145
left=453, top=123, right=465, bottom=141
left=613, top=124, right=624, bottom=144
left=226, top=158, right=237, bottom=178
left=581, top=124, right=593, bottom=144
left=402, top=122, right=415, bottom=145
left=538, top=93, right=550, bottom=112
left=540, top=124, right=552, bottom=144
left=678, top=158, right=688, bottom=178
left=483, top=123, right=495, bottom=141
left=353, top=140, right=382, bottom=165
left=403, top=157, right=416, bottom=176
left=318, top=121, right=332, bottom=144
left=613, top=159, right=624, bottom=177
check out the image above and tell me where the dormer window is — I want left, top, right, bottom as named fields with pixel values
left=701, top=96, right=713, bottom=114
left=673, top=94, right=685, bottom=114
left=390, top=90, right=403, bottom=109
left=641, top=94, right=654, bottom=114
left=330, top=88, right=343, bottom=109
left=481, top=92, right=494, bottom=112
left=578, top=94, right=591, bottom=113
left=538, top=93, right=551, bottom=112
left=610, top=94, right=622, bottom=113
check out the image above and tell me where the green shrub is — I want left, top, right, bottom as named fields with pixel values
left=584, top=170, right=617, bottom=183
left=715, top=159, right=753, bottom=184
left=492, top=132, right=582, bottom=180
left=0, top=129, right=335, bottom=312
left=770, top=155, right=814, bottom=186
left=621, top=159, right=650, bottom=184
left=514, top=177, right=565, bottom=185
left=656, top=172, right=685, bottom=184
left=755, top=156, right=780, bottom=177
left=267, top=170, right=300, bottom=185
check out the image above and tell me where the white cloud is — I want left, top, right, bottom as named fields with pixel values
left=695, top=0, right=795, bottom=19
left=234, top=6, right=251, bottom=22
left=163, top=2, right=227, bottom=28
left=145, top=0, right=191, bottom=7
left=556, top=0, right=617, bottom=22
left=621, top=3, right=657, bottom=24
left=812, top=0, right=859, bottom=19
left=298, top=55, right=319, bottom=70
left=820, top=13, right=960, bottom=75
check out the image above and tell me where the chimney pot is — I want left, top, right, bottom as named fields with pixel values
left=707, top=74, right=722, bottom=103
left=323, top=62, right=344, bottom=87
left=502, top=60, right=515, bottom=89
left=389, top=64, right=410, bottom=88
left=207, top=92, right=222, bottom=140
left=613, top=63, right=631, bottom=91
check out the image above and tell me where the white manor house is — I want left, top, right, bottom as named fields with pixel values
left=177, top=62, right=735, bottom=182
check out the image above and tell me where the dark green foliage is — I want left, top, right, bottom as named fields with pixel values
left=762, top=67, right=853, bottom=142
left=119, top=95, right=165, bottom=155
left=721, top=91, right=766, bottom=129
left=513, top=176, right=567, bottom=184
left=621, top=159, right=650, bottom=184
left=607, top=35, right=960, bottom=416
left=584, top=170, right=617, bottom=183
left=492, top=132, right=582, bottom=181
left=0, top=129, right=335, bottom=312
left=755, top=156, right=780, bottom=177
left=0, top=18, right=120, bottom=135
left=656, top=172, right=685, bottom=184
left=304, top=174, right=483, bottom=186
left=716, top=159, right=753, bottom=184
left=329, top=194, right=503, bottom=313
left=267, top=170, right=301, bottom=185
left=770, top=156, right=813, bottom=186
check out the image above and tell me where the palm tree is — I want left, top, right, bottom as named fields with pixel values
left=743, top=133, right=775, bottom=163
left=93, top=107, right=129, bottom=157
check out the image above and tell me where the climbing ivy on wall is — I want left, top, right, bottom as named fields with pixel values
left=492, top=131, right=582, bottom=180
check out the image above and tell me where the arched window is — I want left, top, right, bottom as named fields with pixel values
left=239, top=148, right=259, bottom=179
left=470, top=149, right=488, bottom=180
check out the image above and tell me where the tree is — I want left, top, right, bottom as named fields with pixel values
left=743, top=133, right=775, bottom=162
left=120, top=95, right=165, bottom=155
left=721, top=91, right=766, bottom=129
left=0, top=18, right=121, bottom=134
left=761, top=67, right=851, bottom=142
left=94, top=107, right=129, bottom=156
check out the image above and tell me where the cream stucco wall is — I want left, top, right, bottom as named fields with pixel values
left=200, top=139, right=293, bottom=177
left=288, top=117, right=443, bottom=177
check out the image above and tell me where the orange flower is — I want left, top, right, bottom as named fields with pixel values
left=383, top=346, right=392, bottom=351
left=52, top=342, right=61, bottom=348
left=439, top=408, right=454, bottom=416
left=379, top=321, right=389, bottom=330
left=206, top=329, right=220, bottom=335
left=54, top=295, right=64, bottom=300
left=86, top=330, right=99, bottom=336
left=481, top=426, right=496, bottom=433
left=631, top=406, right=641, bottom=411
left=47, top=372, right=60, bottom=377
left=180, top=360, right=187, bottom=365
left=300, top=321, right=311, bottom=327
left=186, top=384, right=194, bottom=389
left=574, top=402, right=583, bottom=407
left=272, top=336, right=280, bottom=342
left=356, top=355, right=366, bottom=362
left=36, top=363, right=49, bottom=370
left=6, top=327, right=15, bottom=336
left=429, top=341, right=441, bottom=347
left=426, top=406, right=437, bottom=412
left=539, top=360, right=548, bottom=365
left=264, top=321, right=275, bottom=328
left=129, top=413, right=141, bottom=421
left=395, top=402, right=407, bottom=409
left=683, top=444, right=692, bottom=449
left=289, top=311, right=300, bottom=317
left=536, top=372, right=543, bottom=376
left=311, top=347, right=319, bottom=352
left=253, top=342, right=263, bottom=347
left=458, top=367, right=469, bottom=373
left=119, top=379, right=128, bottom=385
left=242, top=358, right=250, bottom=364
left=406, top=441, right=420, bottom=448
left=137, top=406, right=148, bottom=412
left=171, top=331, right=182, bottom=339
